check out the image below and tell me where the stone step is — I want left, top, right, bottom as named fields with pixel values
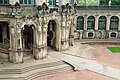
left=0, top=64, right=72, bottom=80
left=26, top=64, right=72, bottom=80
left=0, top=61, right=65, bottom=74
left=22, top=61, right=65, bottom=73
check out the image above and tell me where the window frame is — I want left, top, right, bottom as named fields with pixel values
left=76, top=16, right=84, bottom=31
left=19, top=0, right=35, bottom=5
left=110, top=16, right=119, bottom=30
left=48, top=0, right=56, bottom=6
left=87, top=16, right=95, bottom=30
left=98, top=16, right=107, bottom=30
left=0, top=0, right=9, bottom=5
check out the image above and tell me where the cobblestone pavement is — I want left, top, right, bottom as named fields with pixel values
left=92, top=44, right=120, bottom=69
left=34, top=70, right=115, bottom=80
left=34, top=41, right=120, bottom=80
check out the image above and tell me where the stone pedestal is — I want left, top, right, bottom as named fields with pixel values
left=9, top=50, right=23, bottom=63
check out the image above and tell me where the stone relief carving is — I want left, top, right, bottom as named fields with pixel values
left=96, top=31, right=106, bottom=39
left=43, top=24, right=47, bottom=32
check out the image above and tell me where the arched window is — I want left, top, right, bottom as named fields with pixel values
left=0, top=0, right=9, bottom=4
left=68, top=0, right=74, bottom=5
left=87, top=16, right=95, bottom=30
left=19, top=0, right=35, bottom=5
left=110, top=16, right=119, bottom=30
left=76, top=16, right=84, bottom=30
left=98, top=16, right=107, bottom=30
left=48, top=0, right=56, bottom=6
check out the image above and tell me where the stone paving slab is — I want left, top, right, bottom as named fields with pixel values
left=48, top=51, right=120, bottom=80
left=0, top=56, right=59, bottom=70
left=62, top=41, right=95, bottom=60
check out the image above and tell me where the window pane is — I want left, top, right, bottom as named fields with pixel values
left=28, top=0, right=31, bottom=4
left=49, top=0, right=56, bottom=5
left=4, top=0, right=8, bottom=4
left=110, top=16, right=119, bottom=30
left=19, top=0, right=23, bottom=4
left=87, top=16, right=95, bottom=30
left=24, top=0, right=27, bottom=4
left=77, top=16, right=84, bottom=30
left=0, top=0, right=3, bottom=4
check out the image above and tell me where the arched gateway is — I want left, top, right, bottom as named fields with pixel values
left=21, top=24, right=35, bottom=58
left=47, top=20, right=59, bottom=50
left=8, top=10, right=76, bottom=63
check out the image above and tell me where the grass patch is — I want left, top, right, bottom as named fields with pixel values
left=107, top=47, right=120, bottom=53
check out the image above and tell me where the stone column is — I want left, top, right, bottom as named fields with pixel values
left=95, top=15, right=99, bottom=38
left=118, top=16, right=120, bottom=30
left=84, top=15, right=88, bottom=30
left=34, top=25, right=43, bottom=59
left=61, top=21, right=66, bottom=50
left=9, top=23, right=23, bottom=63
left=95, top=15, right=99, bottom=30
left=118, top=16, right=120, bottom=38
left=42, top=24, right=47, bottom=58
left=83, top=15, right=88, bottom=38
left=106, top=15, right=111, bottom=38
left=106, top=15, right=111, bottom=31
left=55, top=21, right=61, bottom=51
left=69, top=18, right=75, bottom=46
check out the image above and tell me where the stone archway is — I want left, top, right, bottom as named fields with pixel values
left=47, top=20, right=56, bottom=49
left=0, top=24, right=3, bottom=43
left=0, top=22, right=10, bottom=45
left=21, top=24, right=35, bottom=58
left=47, top=20, right=59, bottom=50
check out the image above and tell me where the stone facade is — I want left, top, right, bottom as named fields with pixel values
left=76, top=7, right=120, bottom=39
left=0, top=0, right=76, bottom=63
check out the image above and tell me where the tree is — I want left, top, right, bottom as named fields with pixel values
left=111, top=0, right=120, bottom=5
left=99, top=0, right=120, bottom=6
left=99, top=0, right=109, bottom=6
left=77, top=0, right=99, bottom=6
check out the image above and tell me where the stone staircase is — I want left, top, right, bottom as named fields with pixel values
left=62, top=43, right=95, bottom=60
left=76, top=44, right=95, bottom=59
left=0, top=59, right=72, bottom=80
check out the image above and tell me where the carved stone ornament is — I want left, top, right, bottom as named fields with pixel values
left=43, top=25, right=47, bottom=32
left=16, top=22, right=22, bottom=29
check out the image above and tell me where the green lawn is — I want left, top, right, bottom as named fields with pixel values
left=107, top=47, right=120, bottom=53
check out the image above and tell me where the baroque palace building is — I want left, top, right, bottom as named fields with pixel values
left=0, top=0, right=120, bottom=63
left=76, top=6, right=120, bottom=39
left=0, top=0, right=77, bottom=63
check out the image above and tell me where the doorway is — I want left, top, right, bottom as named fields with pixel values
left=22, top=25, right=34, bottom=57
left=0, top=22, right=10, bottom=45
left=47, top=20, right=56, bottom=50
left=0, top=24, right=3, bottom=43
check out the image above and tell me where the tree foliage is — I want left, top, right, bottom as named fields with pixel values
left=111, top=0, right=120, bottom=5
left=77, top=0, right=99, bottom=6
left=99, top=0, right=120, bottom=5
left=99, top=0, right=109, bottom=5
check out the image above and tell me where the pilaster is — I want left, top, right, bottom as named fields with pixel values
left=84, top=15, right=88, bottom=30
left=95, top=15, right=99, bottom=30
left=106, top=15, right=111, bottom=31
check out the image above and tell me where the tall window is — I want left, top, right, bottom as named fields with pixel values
left=110, top=16, right=119, bottom=30
left=49, top=0, right=56, bottom=6
left=76, top=16, right=84, bottom=30
left=98, top=16, right=107, bottom=30
left=68, top=0, right=74, bottom=5
left=0, top=0, right=9, bottom=4
left=87, top=16, right=95, bottom=30
left=19, top=0, right=35, bottom=5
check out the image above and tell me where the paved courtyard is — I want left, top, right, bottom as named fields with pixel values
left=34, top=70, right=115, bottom=80
left=93, top=44, right=120, bottom=69
left=35, top=40, right=120, bottom=80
